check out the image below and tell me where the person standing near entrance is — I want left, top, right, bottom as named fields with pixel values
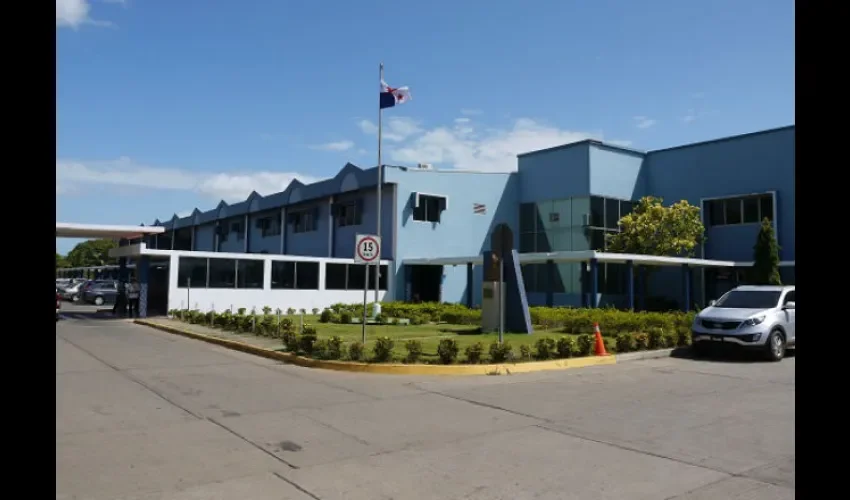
left=127, top=279, right=141, bottom=318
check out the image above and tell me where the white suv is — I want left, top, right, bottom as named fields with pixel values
left=692, top=285, right=795, bottom=361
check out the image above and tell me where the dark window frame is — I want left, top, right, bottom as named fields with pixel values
left=236, top=259, right=264, bottom=289
left=706, top=194, right=775, bottom=227
left=177, top=256, right=208, bottom=288
left=291, top=209, right=318, bottom=233
left=208, top=258, right=237, bottom=289
left=412, top=194, right=444, bottom=223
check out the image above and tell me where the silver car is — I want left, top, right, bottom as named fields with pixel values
left=692, top=285, right=796, bottom=361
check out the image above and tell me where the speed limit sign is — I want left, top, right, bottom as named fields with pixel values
left=354, top=234, right=381, bottom=264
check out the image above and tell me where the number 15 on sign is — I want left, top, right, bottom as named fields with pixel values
left=355, top=234, right=381, bottom=264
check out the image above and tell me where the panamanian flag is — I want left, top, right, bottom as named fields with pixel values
left=379, top=80, right=411, bottom=109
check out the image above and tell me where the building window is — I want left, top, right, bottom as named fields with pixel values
left=519, top=203, right=536, bottom=234
left=218, top=224, right=229, bottom=243
left=605, top=198, right=620, bottom=229
left=324, top=263, right=389, bottom=291
left=706, top=194, right=774, bottom=227
left=231, top=220, right=244, bottom=241
left=336, top=201, right=362, bottom=227
left=291, top=209, right=318, bottom=233
left=208, top=258, right=237, bottom=288
left=589, top=196, right=605, bottom=228
left=236, top=260, right=264, bottom=289
left=271, top=261, right=320, bottom=290
left=413, top=194, right=444, bottom=223
left=178, top=257, right=207, bottom=288
left=325, top=263, right=348, bottom=290
left=257, top=214, right=282, bottom=237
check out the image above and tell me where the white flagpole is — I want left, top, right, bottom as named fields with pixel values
left=374, top=62, right=384, bottom=306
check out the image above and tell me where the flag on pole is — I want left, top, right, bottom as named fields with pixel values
left=379, top=80, right=411, bottom=109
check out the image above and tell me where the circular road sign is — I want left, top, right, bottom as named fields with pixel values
left=355, top=235, right=381, bottom=264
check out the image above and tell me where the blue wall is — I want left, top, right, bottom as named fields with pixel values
left=386, top=167, right=518, bottom=305
left=518, top=142, right=589, bottom=202
left=332, top=187, right=395, bottom=259
left=588, top=144, right=646, bottom=200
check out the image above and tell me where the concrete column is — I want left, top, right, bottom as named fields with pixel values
left=138, top=256, right=150, bottom=318
left=545, top=260, right=555, bottom=307
left=682, top=264, right=691, bottom=312
left=466, top=263, right=473, bottom=308
left=589, top=258, right=599, bottom=308
left=626, top=260, right=635, bottom=310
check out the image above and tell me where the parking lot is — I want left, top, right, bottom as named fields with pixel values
left=57, top=315, right=795, bottom=500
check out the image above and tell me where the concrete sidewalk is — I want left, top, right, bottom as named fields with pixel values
left=57, top=316, right=795, bottom=500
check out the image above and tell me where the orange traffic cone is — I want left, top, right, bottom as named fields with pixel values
left=593, top=322, right=608, bottom=356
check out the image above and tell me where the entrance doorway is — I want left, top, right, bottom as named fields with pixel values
left=147, top=259, right=170, bottom=316
left=409, top=265, right=442, bottom=303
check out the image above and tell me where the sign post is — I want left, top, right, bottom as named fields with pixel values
left=354, top=234, right=381, bottom=344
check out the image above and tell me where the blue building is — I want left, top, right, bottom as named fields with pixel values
left=141, top=124, right=793, bottom=313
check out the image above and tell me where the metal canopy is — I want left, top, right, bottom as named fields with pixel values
left=403, top=250, right=737, bottom=268
left=56, top=222, right=165, bottom=239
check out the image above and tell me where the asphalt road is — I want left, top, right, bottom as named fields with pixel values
left=57, top=314, right=795, bottom=500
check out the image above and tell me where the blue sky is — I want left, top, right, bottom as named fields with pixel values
left=56, top=0, right=795, bottom=254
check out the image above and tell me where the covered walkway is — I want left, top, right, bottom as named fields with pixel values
left=56, top=222, right=165, bottom=318
left=404, top=250, right=738, bottom=312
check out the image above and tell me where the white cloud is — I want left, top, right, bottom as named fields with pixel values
left=633, top=116, right=656, bottom=129
left=308, top=140, right=354, bottom=152
left=56, top=0, right=115, bottom=28
left=56, top=157, right=321, bottom=202
left=361, top=116, right=613, bottom=172
left=682, top=111, right=697, bottom=124
left=358, top=116, right=422, bottom=142
left=454, top=117, right=471, bottom=124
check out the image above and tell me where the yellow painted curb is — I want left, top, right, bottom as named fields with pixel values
left=134, top=319, right=617, bottom=376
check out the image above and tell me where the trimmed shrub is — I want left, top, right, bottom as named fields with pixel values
left=576, top=334, right=594, bottom=357
left=437, top=338, right=459, bottom=364
left=464, top=342, right=485, bottom=364
left=634, top=333, right=649, bottom=351
left=615, top=333, right=636, bottom=353
left=534, top=337, right=556, bottom=360
left=405, top=339, right=423, bottom=363
left=286, top=307, right=296, bottom=315
left=327, top=336, right=344, bottom=360
left=372, top=336, right=395, bottom=362
left=556, top=337, right=575, bottom=358
left=347, top=341, right=365, bottom=361
left=676, top=327, right=692, bottom=347
left=647, top=328, right=664, bottom=350
left=319, top=309, right=333, bottom=323
left=662, top=333, right=676, bottom=349
left=340, top=311, right=353, bottom=324
left=489, top=342, right=513, bottom=363
left=519, top=344, right=531, bottom=360
left=311, top=308, right=320, bottom=315
left=311, top=339, right=330, bottom=359
left=298, top=328, right=317, bottom=354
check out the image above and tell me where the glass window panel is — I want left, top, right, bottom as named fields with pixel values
left=605, top=198, right=620, bottom=229
left=620, top=200, right=634, bottom=218
left=724, top=199, right=742, bottom=224
left=521, top=264, right=536, bottom=292
left=571, top=197, right=590, bottom=227
left=536, top=232, right=553, bottom=253
left=208, top=258, right=236, bottom=288
left=271, top=261, right=295, bottom=289
left=236, top=260, right=264, bottom=289
left=707, top=200, right=725, bottom=226
left=759, top=195, right=774, bottom=222
left=538, top=200, right=557, bottom=230
left=589, top=228, right=606, bottom=251
left=551, top=229, right=571, bottom=251
left=178, top=257, right=207, bottom=288
left=378, top=264, right=389, bottom=291
left=519, top=233, right=536, bottom=253
left=296, top=262, right=320, bottom=290
left=348, top=264, right=366, bottom=290
left=325, top=263, right=347, bottom=290
left=519, top=203, right=536, bottom=233
left=742, top=197, right=760, bottom=223
left=590, top=196, right=605, bottom=227
left=571, top=228, right=590, bottom=251
left=552, top=199, right=571, bottom=228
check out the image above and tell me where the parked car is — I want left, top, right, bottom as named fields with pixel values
left=691, top=285, right=795, bottom=361
left=82, top=281, right=119, bottom=306
left=60, top=280, right=86, bottom=302
left=56, top=288, right=61, bottom=320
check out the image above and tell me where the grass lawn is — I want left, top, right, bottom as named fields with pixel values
left=298, top=315, right=586, bottom=361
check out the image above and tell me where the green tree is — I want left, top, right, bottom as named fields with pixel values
left=56, top=253, right=69, bottom=268
left=607, top=196, right=705, bottom=257
left=66, top=239, right=118, bottom=268
left=751, top=217, right=781, bottom=285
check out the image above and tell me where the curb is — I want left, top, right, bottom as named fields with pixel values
left=134, top=320, right=618, bottom=376
left=615, top=348, right=677, bottom=362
